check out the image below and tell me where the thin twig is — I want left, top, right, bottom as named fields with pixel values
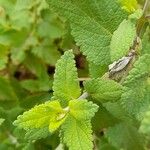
left=78, top=77, right=90, bottom=81
left=143, top=0, right=150, bottom=16
left=78, top=0, right=150, bottom=100
left=78, top=92, right=89, bottom=100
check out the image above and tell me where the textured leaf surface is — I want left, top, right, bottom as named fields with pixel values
left=61, top=100, right=98, bottom=150
left=53, top=50, right=80, bottom=106
left=123, top=54, right=150, bottom=86
left=121, top=54, right=150, bottom=120
left=84, top=79, right=123, bottom=102
left=92, top=103, right=118, bottom=132
left=25, top=127, right=49, bottom=141
left=61, top=115, right=93, bottom=150
left=105, top=123, right=144, bottom=150
left=139, top=108, right=150, bottom=135
left=47, top=0, right=127, bottom=65
left=110, top=19, right=136, bottom=61
left=69, top=100, right=99, bottom=120
left=13, top=101, right=67, bottom=132
left=142, top=28, right=150, bottom=55
left=118, top=0, right=138, bottom=12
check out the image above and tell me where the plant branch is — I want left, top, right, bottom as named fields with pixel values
left=78, top=0, right=150, bottom=100
left=78, top=92, right=89, bottom=100
left=143, top=0, right=150, bottom=16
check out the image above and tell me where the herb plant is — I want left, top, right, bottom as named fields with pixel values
left=1, top=0, right=150, bottom=150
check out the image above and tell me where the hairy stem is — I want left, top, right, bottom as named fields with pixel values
left=78, top=1, right=150, bottom=100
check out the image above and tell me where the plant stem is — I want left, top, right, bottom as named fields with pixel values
left=78, top=92, right=89, bottom=100
left=143, top=0, right=150, bottom=16
left=78, top=0, right=150, bottom=100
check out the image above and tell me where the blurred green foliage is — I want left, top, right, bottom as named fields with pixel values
left=0, top=0, right=79, bottom=149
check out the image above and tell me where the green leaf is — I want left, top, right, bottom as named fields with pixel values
left=61, top=115, right=93, bottom=150
left=37, top=19, right=64, bottom=39
left=53, top=50, right=80, bottom=106
left=31, top=45, right=61, bottom=66
left=88, top=62, right=108, bottom=78
left=0, top=118, right=5, bottom=126
left=84, top=78, right=123, bottom=103
left=91, top=103, right=118, bottom=132
left=61, top=99, right=98, bottom=150
left=22, top=52, right=52, bottom=92
left=69, top=99, right=99, bottom=120
left=47, top=0, right=127, bottom=65
left=105, top=123, right=145, bottom=150
left=13, top=100, right=68, bottom=132
left=97, top=137, right=118, bottom=150
left=0, top=45, right=8, bottom=70
left=103, top=102, right=134, bottom=124
left=142, top=28, right=150, bottom=55
left=25, top=127, right=50, bottom=141
left=15, top=0, right=37, bottom=10
left=21, top=79, right=52, bottom=92
left=0, top=77, right=18, bottom=102
left=0, top=29, right=28, bottom=47
left=11, top=47, right=26, bottom=65
left=121, top=54, right=150, bottom=120
left=123, top=54, right=150, bottom=85
left=118, top=0, right=138, bottom=12
left=23, top=52, right=48, bottom=79
left=139, top=107, right=150, bottom=135
left=110, top=19, right=136, bottom=61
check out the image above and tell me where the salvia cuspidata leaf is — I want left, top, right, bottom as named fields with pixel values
left=98, top=137, right=117, bottom=150
left=110, top=9, right=142, bottom=61
left=118, top=0, right=138, bottom=12
left=25, top=127, right=49, bottom=141
left=47, top=0, right=128, bottom=65
left=142, top=28, right=150, bottom=55
left=88, top=61, right=108, bottom=78
left=139, top=107, right=150, bottom=135
left=13, top=100, right=68, bottom=132
left=105, top=123, right=145, bottom=150
left=53, top=50, right=81, bottom=106
left=92, top=103, right=119, bottom=132
left=60, top=99, right=98, bottom=150
left=121, top=54, right=150, bottom=120
left=110, top=19, right=136, bottom=61
left=69, top=99, right=99, bottom=120
left=123, top=54, right=150, bottom=86
left=61, top=116, right=92, bottom=150
left=84, top=78, right=123, bottom=103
